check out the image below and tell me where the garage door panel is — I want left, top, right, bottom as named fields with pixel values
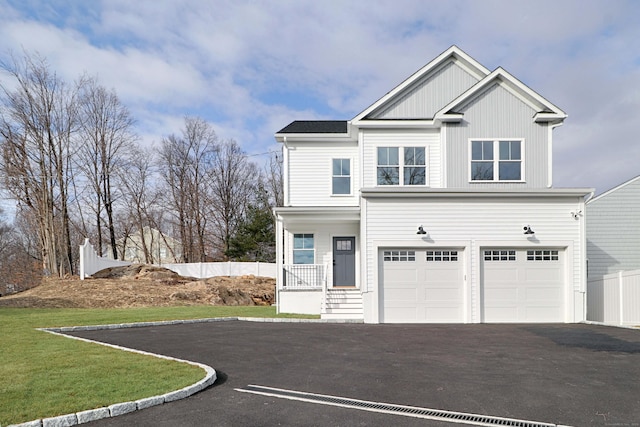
left=384, top=306, right=418, bottom=323
left=426, top=307, right=461, bottom=322
left=484, top=287, right=518, bottom=301
left=482, top=248, right=564, bottom=323
left=525, top=306, right=562, bottom=322
left=524, top=268, right=561, bottom=282
left=425, top=287, right=461, bottom=301
left=384, top=266, right=418, bottom=284
left=385, top=287, right=417, bottom=300
left=525, top=287, right=562, bottom=301
left=484, top=268, right=519, bottom=282
left=382, top=248, right=464, bottom=323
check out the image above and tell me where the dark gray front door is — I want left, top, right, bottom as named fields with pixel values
left=333, top=236, right=356, bottom=287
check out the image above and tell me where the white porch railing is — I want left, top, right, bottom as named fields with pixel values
left=282, top=264, right=326, bottom=289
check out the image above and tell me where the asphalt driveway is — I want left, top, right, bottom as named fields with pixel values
left=69, top=322, right=640, bottom=427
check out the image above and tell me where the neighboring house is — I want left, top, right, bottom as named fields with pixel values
left=586, top=175, right=640, bottom=279
left=108, top=226, right=182, bottom=264
left=273, top=46, right=593, bottom=324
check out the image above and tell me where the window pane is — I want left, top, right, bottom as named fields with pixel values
left=510, top=141, right=521, bottom=160
left=404, top=167, right=426, bottom=185
left=377, top=147, right=387, bottom=165
left=471, top=141, right=483, bottom=160
left=333, top=176, right=350, bottom=194
left=332, top=159, right=341, bottom=175
left=303, top=235, right=314, bottom=249
left=471, top=162, right=494, bottom=180
left=341, top=159, right=350, bottom=175
left=388, top=147, right=398, bottom=165
left=405, top=147, right=425, bottom=165
left=483, top=141, right=493, bottom=160
left=499, top=162, right=521, bottom=180
left=377, top=147, right=398, bottom=166
left=293, top=250, right=314, bottom=264
left=499, top=141, right=510, bottom=160
left=377, top=166, right=399, bottom=185
left=336, top=158, right=350, bottom=175
left=294, top=234, right=313, bottom=249
left=499, top=141, right=521, bottom=160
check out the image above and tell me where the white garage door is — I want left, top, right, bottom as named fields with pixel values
left=381, top=249, right=464, bottom=323
left=481, top=248, right=565, bottom=323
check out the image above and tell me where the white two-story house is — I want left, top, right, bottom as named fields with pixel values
left=274, top=46, right=593, bottom=324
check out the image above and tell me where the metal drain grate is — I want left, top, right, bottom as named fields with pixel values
left=236, top=385, right=570, bottom=427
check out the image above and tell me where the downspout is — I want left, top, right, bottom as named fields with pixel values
left=548, top=122, right=563, bottom=188
left=274, top=214, right=284, bottom=314
left=282, top=137, right=290, bottom=206
left=581, top=189, right=595, bottom=321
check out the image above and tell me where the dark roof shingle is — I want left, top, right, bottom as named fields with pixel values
left=277, top=120, right=347, bottom=134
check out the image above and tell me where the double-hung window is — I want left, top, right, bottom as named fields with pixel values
left=377, top=146, right=426, bottom=186
left=293, top=234, right=314, bottom=264
left=377, top=147, right=399, bottom=185
left=470, top=139, right=523, bottom=182
left=403, top=147, right=426, bottom=185
left=332, top=159, right=351, bottom=195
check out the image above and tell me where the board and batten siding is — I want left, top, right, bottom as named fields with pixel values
left=445, top=83, right=550, bottom=189
left=362, top=196, right=586, bottom=323
left=287, top=141, right=359, bottom=207
left=587, top=176, right=640, bottom=278
left=361, top=129, right=441, bottom=188
left=371, top=60, right=480, bottom=119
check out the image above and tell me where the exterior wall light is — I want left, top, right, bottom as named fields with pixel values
left=417, top=225, right=427, bottom=235
left=523, top=225, right=535, bottom=235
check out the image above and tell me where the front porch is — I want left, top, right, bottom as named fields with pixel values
left=278, top=264, right=363, bottom=319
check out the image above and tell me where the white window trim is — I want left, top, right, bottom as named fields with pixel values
left=468, top=138, right=525, bottom=183
left=292, top=233, right=315, bottom=265
left=375, top=146, right=429, bottom=187
left=330, top=157, right=353, bottom=197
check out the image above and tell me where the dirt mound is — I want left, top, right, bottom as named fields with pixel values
left=0, top=265, right=275, bottom=309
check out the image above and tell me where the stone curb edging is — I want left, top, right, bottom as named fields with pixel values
left=9, top=317, right=362, bottom=427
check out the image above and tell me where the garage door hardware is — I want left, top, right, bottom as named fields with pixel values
left=236, top=384, right=571, bottom=427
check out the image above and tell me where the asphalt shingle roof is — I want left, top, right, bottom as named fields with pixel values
left=277, top=120, right=347, bottom=134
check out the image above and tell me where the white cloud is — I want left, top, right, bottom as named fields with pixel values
left=1, top=0, right=639, bottom=192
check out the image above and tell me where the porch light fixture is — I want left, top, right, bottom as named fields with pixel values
left=523, top=225, right=535, bottom=235
left=417, top=225, right=427, bottom=235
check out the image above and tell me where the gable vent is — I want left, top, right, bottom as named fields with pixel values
left=236, top=385, right=568, bottom=427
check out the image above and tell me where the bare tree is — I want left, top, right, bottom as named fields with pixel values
left=208, top=139, right=258, bottom=258
left=118, top=145, right=159, bottom=262
left=158, top=117, right=218, bottom=262
left=265, top=148, right=284, bottom=209
left=76, top=77, right=136, bottom=258
left=0, top=52, right=80, bottom=276
left=0, top=206, right=42, bottom=294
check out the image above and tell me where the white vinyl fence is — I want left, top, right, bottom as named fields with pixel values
left=161, top=262, right=276, bottom=279
left=587, top=269, right=640, bottom=326
left=79, top=238, right=131, bottom=279
left=79, top=238, right=276, bottom=280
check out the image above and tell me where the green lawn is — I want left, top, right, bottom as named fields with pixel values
left=0, top=306, right=316, bottom=425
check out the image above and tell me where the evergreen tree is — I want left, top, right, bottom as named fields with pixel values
left=226, top=203, right=275, bottom=262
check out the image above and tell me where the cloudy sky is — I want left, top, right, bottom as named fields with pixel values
left=0, top=0, right=639, bottom=195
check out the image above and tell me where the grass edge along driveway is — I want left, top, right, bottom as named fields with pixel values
left=0, top=306, right=315, bottom=425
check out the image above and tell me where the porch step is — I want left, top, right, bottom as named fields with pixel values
left=322, top=289, right=363, bottom=320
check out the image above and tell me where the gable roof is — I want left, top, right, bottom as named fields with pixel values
left=352, top=45, right=491, bottom=123
left=434, top=67, right=567, bottom=124
left=351, top=45, right=565, bottom=126
left=277, top=120, right=348, bottom=134
left=588, top=174, right=640, bottom=204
